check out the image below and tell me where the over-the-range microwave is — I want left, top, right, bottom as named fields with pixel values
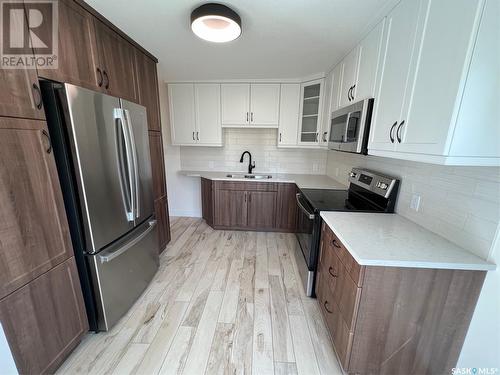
left=328, top=98, right=374, bottom=154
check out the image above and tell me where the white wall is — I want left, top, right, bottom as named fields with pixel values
left=158, top=78, right=201, bottom=217
left=326, top=150, right=500, bottom=367
left=458, top=225, right=500, bottom=368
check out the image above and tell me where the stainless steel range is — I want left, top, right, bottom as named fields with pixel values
left=294, top=168, right=400, bottom=296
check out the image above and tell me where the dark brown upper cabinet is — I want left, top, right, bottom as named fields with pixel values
left=34, top=0, right=101, bottom=91
left=0, top=2, right=44, bottom=120
left=93, top=19, right=138, bottom=102
left=0, top=68, right=45, bottom=120
left=136, top=51, right=161, bottom=131
left=0, top=118, right=74, bottom=299
left=0, top=257, right=88, bottom=374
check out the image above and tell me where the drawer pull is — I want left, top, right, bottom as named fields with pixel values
left=328, top=267, right=338, bottom=278
left=324, top=301, right=333, bottom=314
left=332, top=239, right=341, bottom=248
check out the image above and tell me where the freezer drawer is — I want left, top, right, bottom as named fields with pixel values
left=88, top=218, right=159, bottom=331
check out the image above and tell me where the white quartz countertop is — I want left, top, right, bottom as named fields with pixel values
left=180, top=170, right=347, bottom=190
left=320, top=212, right=496, bottom=271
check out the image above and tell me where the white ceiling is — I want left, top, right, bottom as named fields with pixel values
left=85, top=0, right=398, bottom=81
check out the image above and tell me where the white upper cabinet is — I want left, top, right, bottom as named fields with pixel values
left=195, top=84, right=222, bottom=146
left=168, top=83, right=196, bottom=145
left=221, top=84, right=250, bottom=126
left=397, top=0, right=485, bottom=154
left=369, top=0, right=497, bottom=165
left=169, top=83, right=222, bottom=146
left=250, top=84, right=280, bottom=126
left=298, top=79, right=324, bottom=145
left=319, top=70, right=334, bottom=147
left=448, top=0, right=499, bottom=160
left=330, top=63, right=343, bottom=113
left=339, top=47, right=360, bottom=108
left=368, top=0, right=424, bottom=152
left=356, top=20, right=385, bottom=101
left=278, top=83, right=301, bottom=147
left=221, top=83, right=280, bottom=127
left=334, top=18, right=384, bottom=111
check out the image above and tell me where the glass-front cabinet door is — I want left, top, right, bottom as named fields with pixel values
left=298, top=79, right=324, bottom=146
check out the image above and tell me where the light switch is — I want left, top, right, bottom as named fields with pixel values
left=410, top=194, right=421, bottom=211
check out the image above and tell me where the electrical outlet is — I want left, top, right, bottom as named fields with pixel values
left=410, top=194, right=421, bottom=211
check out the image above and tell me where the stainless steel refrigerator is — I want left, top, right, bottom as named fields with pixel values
left=41, top=82, right=159, bottom=331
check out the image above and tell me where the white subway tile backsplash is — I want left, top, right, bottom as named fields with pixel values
left=180, top=128, right=328, bottom=174
left=326, top=150, right=500, bottom=260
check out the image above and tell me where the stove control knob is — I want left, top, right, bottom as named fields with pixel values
left=376, top=181, right=388, bottom=190
left=349, top=172, right=357, bottom=178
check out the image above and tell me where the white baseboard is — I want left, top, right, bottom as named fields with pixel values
left=169, top=209, right=202, bottom=218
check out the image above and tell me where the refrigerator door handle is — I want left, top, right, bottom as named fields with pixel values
left=124, top=109, right=140, bottom=219
left=98, top=220, right=157, bottom=263
left=114, top=108, right=135, bottom=221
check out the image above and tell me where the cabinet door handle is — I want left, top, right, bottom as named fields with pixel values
left=246, top=112, right=249, bottom=122
left=103, top=70, right=109, bottom=89
left=197, top=131, right=200, bottom=140
left=41, top=129, right=52, bottom=153
left=332, top=239, right=341, bottom=248
left=192, top=131, right=195, bottom=141
left=396, top=120, right=405, bottom=143
left=244, top=192, right=247, bottom=203
left=389, top=121, right=398, bottom=143
left=248, top=193, right=252, bottom=203
left=351, top=84, right=356, bottom=101
left=347, top=86, right=352, bottom=101
left=96, top=67, right=103, bottom=87
left=251, top=112, right=253, bottom=122
left=328, top=266, right=338, bottom=278
left=279, top=133, right=282, bottom=142
left=324, top=300, right=334, bottom=314
left=32, top=83, right=42, bottom=109
left=323, top=131, right=328, bottom=142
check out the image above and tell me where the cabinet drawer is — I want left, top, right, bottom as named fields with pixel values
left=316, top=271, right=353, bottom=370
left=216, top=181, right=278, bottom=192
left=318, top=246, right=361, bottom=331
left=322, top=223, right=364, bottom=286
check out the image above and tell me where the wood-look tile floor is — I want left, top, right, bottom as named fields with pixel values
left=57, top=217, right=342, bottom=375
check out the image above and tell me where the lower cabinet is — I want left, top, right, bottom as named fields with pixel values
left=154, top=195, right=171, bottom=253
left=216, top=189, right=249, bottom=228
left=247, top=191, right=277, bottom=229
left=0, top=258, right=88, bottom=375
left=317, top=223, right=486, bottom=374
left=203, top=180, right=297, bottom=232
left=276, top=183, right=298, bottom=231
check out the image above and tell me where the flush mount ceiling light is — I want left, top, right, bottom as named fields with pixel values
left=191, top=3, right=241, bottom=43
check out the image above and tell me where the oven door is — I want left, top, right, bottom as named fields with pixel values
left=294, top=192, right=319, bottom=296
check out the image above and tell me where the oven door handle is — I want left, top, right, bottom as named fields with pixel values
left=296, top=193, right=315, bottom=220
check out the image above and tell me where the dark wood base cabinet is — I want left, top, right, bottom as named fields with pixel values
left=202, top=179, right=298, bottom=232
left=0, top=258, right=88, bottom=374
left=317, top=223, right=486, bottom=375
